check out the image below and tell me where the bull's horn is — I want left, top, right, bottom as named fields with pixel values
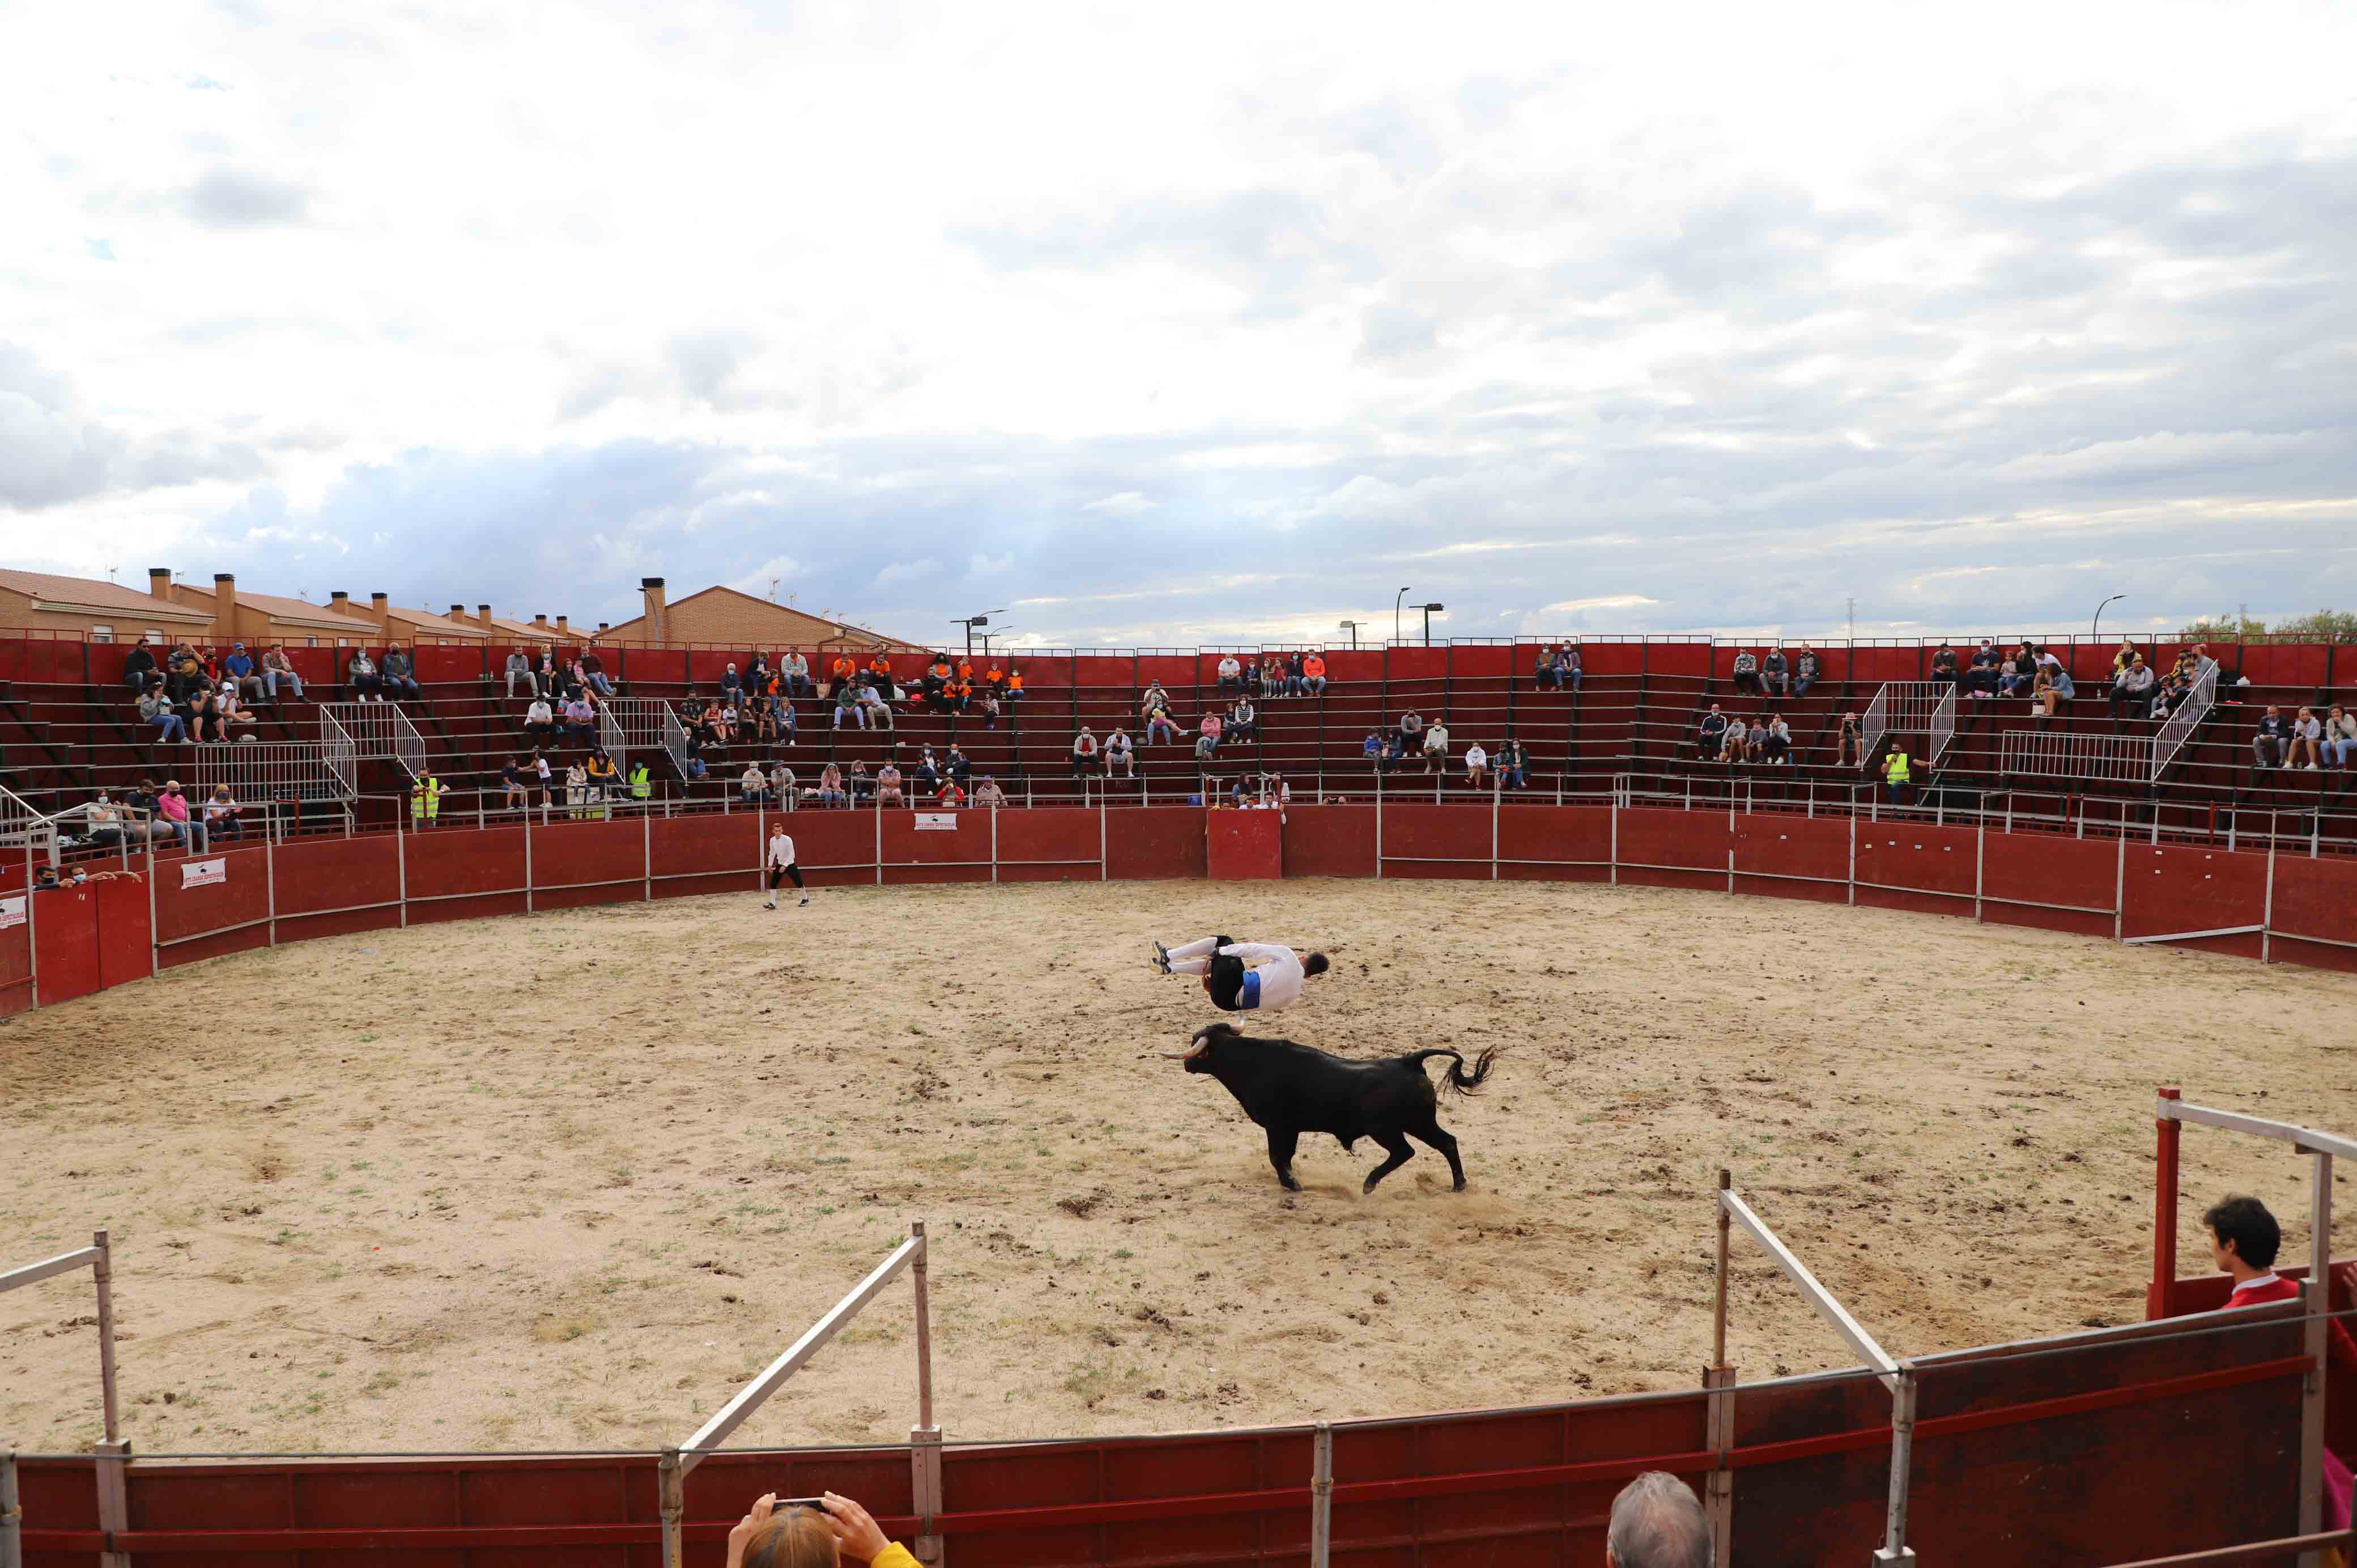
left=1156, top=1051, right=1194, bottom=1059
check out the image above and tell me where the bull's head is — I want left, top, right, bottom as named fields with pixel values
left=1161, top=1022, right=1244, bottom=1073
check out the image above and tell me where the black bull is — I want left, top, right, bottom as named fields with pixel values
left=1167, top=1023, right=1499, bottom=1192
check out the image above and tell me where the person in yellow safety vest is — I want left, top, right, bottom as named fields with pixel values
left=1883, top=745, right=1912, bottom=804
left=410, top=772, right=443, bottom=828
left=629, top=761, right=652, bottom=803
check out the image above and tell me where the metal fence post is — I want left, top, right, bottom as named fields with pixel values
left=908, top=1220, right=942, bottom=1564
left=2, top=1447, right=21, bottom=1568
left=2300, top=1151, right=2334, bottom=1561
left=657, top=1447, right=684, bottom=1568
left=1872, top=1362, right=1917, bottom=1565
left=1705, top=1168, right=1737, bottom=1564
left=1309, top=1422, right=1333, bottom=1568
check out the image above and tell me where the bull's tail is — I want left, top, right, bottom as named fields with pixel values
left=1408, top=1047, right=1499, bottom=1096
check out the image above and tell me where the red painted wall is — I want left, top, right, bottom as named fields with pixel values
left=1205, top=810, right=1281, bottom=880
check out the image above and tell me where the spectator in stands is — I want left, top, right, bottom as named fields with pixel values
left=1696, top=704, right=1728, bottom=760
left=1534, top=645, right=1562, bottom=690
left=1280, top=651, right=1303, bottom=695
left=863, top=654, right=893, bottom=695
left=1500, top=736, right=1529, bottom=790
left=1793, top=646, right=1820, bottom=698
left=2048, top=662, right=2076, bottom=703
left=2325, top=705, right=2357, bottom=769
left=191, top=684, right=229, bottom=743
left=215, top=683, right=259, bottom=732
left=2112, top=637, right=2140, bottom=675
left=768, top=760, right=794, bottom=803
left=877, top=761, right=905, bottom=806
left=163, top=643, right=205, bottom=701
left=1303, top=651, right=1326, bottom=694
left=1145, top=697, right=1180, bottom=746
left=138, top=684, right=188, bottom=744
left=937, top=778, right=967, bottom=808
left=156, top=779, right=195, bottom=847
left=1106, top=726, right=1135, bottom=778
left=1261, top=654, right=1286, bottom=695
left=1398, top=710, right=1424, bottom=753
left=2030, top=666, right=2058, bottom=718
left=1218, top=654, right=1243, bottom=692
left=82, top=792, right=125, bottom=849
left=1005, top=668, right=1026, bottom=704
left=913, top=745, right=941, bottom=794
left=1730, top=648, right=1761, bottom=695
left=2252, top=706, right=2288, bottom=769
left=2109, top=655, right=2155, bottom=718
left=818, top=762, right=846, bottom=808
left=829, top=682, right=864, bottom=728
left=1229, top=696, right=1257, bottom=743
left=1555, top=646, right=1582, bottom=692
left=533, top=751, right=556, bottom=805
left=1883, top=743, right=1912, bottom=803
left=1071, top=726, right=1101, bottom=777
left=1465, top=740, right=1488, bottom=789
left=1994, top=650, right=2026, bottom=697
left=535, top=647, right=559, bottom=693
left=944, top=745, right=972, bottom=788
left=563, top=759, right=589, bottom=819
left=1763, top=714, right=1792, bottom=765
left=585, top=749, right=619, bottom=811
left=222, top=644, right=265, bottom=701
left=856, top=682, right=894, bottom=730
left=722, top=663, right=744, bottom=703
left=563, top=692, right=598, bottom=744
left=1380, top=731, right=1407, bottom=772
left=504, top=650, right=538, bottom=698
left=973, top=776, right=1006, bottom=807
left=203, top=784, right=244, bottom=841
left=1761, top=646, right=1789, bottom=697
left=1363, top=730, right=1384, bottom=763
left=1422, top=717, right=1449, bottom=773
left=381, top=645, right=422, bottom=701
left=1141, top=680, right=1171, bottom=719
left=524, top=695, right=555, bottom=747
left=982, top=661, right=1006, bottom=695
left=123, top=642, right=160, bottom=692
left=1930, top=644, right=1960, bottom=687
left=783, top=651, right=811, bottom=698
left=2288, top=706, right=2324, bottom=770
left=825, top=653, right=856, bottom=700
left=1604, top=1471, right=1709, bottom=1568
left=1963, top=639, right=1999, bottom=699
left=1719, top=713, right=1748, bottom=764
left=1196, top=709, right=1224, bottom=759
left=848, top=759, right=875, bottom=803
left=580, top=650, right=613, bottom=697
left=501, top=757, right=529, bottom=811
left=348, top=648, right=381, bottom=701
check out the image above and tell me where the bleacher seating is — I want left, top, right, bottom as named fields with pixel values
left=4, top=633, right=2353, bottom=849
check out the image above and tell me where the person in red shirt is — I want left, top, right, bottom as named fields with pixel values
left=2207, top=1195, right=2355, bottom=1533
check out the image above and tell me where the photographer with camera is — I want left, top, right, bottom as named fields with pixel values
left=725, top=1490, right=917, bottom=1568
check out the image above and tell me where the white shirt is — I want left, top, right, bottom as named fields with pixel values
left=1465, top=745, right=1487, bottom=768
left=1222, top=942, right=1305, bottom=1011
left=1424, top=725, right=1448, bottom=750
left=742, top=767, right=764, bottom=789
left=768, top=833, right=797, bottom=867
left=526, top=701, right=552, bottom=723
left=1218, top=658, right=1240, bottom=677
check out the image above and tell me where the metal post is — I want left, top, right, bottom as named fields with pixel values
left=1872, top=1362, right=1918, bottom=1565
left=145, top=833, right=158, bottom=974
left=93, top=1437, right=129, bottom=1568
left=2, top=1447, right=22, bottom=1568
left=874, top=787, right=883, bottom=886
left=2262, top=837, right=2277, bottom=964
left=643, top=801, right=653, bottom=905
left=1609, top=799, right=1618, bottom=885
left=657, top=1447, right=684, bottom=1568
left=1375, top=769, right=1384, bottom=879
left=1308, top=1422, right=1334, bottom=1568
left=2299, top=1151, right=2333, bottom=1563
left=394, top=808, right=409, bottom=927
left=93, top=1231, right=119, bottom=1442
left=908, top=1220, right=942, bottom=1563
left=523, top=813, right=534, bottom=914
left=2148, top=1087, right=2182, bottom=1318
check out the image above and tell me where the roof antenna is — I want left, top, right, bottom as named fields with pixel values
left=768, top=577, right=780, bottom=602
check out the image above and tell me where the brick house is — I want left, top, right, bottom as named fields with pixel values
left=0, top=568, right=216, bottom=644
left=594, top=578, right=925, bottom=653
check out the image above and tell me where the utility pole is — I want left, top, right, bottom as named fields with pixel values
left=1847, top=597, right=1856, bottom=641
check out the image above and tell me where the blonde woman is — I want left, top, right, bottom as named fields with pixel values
left=725, top=1492, right=914, bottom=1568
left=2031, top=666, right=2058, bottom=718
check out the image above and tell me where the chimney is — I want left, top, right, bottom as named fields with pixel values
left=149, top=567, right=173, bottom=600
left=597, top=621, right=610, bottom=635
left=555, top=615, right=569, bottom=637
left=642, top=577, right=667, bottom=645
left=212, top=572, right=238, bottom=643
left=533, top=614, right=550, bottom=634
left=369, top=592, right=392, bottom=634
left=450, top=604, right=467, bottom=623
left=476, top=604, right=494, bottom=629
left=329, top=590, right=351, bottom=613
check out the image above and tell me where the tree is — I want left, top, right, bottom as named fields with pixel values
left=2178, top=612, right=2266, bottom=640
left=2270, top=608, right=2357, bottom=644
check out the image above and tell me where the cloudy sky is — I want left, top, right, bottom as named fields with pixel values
left=4, top=1, right=2354, bottom=648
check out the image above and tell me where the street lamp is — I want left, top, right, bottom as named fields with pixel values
left=1394, top=587, right=1411, bottom=645
left=2092, top=593, right=2126, bottom=648
left=1338, top=619, right=1362, bottom=649
left=954, top=610, right=1006, bottom=657
left=1419, top=602, right=1445, bottom=645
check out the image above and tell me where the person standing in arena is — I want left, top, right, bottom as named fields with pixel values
left=763, top=823, right=808, bottom=909
left=1151, top=935, right=1329, bottom=1013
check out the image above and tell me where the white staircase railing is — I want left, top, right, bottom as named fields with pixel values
left=609, top=697, right=691, bottom=780
left=599, top=699, right=627, bottom=766
left=1856, top=681, right=1956, bottom=770
left=320, top=707, right=358, bottom=796
left=189, top=740, right=348, bottom=803
left=1998, top=728, right=2156, bottom=785
left=2151, top=657, right=2219, bottom=779
left=317, top=701, right=427, bottom=779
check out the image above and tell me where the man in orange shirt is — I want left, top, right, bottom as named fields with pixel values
left=984, top=663, right=1006, bottom=693
left=1006, top=668, right=1026, bottom=703
left=828, top=654, right=857, bottom=701
left=1303, top=653, right=1327, bottom=696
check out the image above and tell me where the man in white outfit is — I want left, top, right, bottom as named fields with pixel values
left=1152, top=935, right=1329, bottom=1013
left=763, top=824, right=807, bottom=908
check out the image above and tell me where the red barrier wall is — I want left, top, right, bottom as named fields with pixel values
left=1375, top=802, right=1491, bottom=879
left=1614, top=806, right=1727, bottom=892
left=153, top=845, right=272, bottom=968
left=1280, top=805, right=1374, bottom=879
left=1733, top=815, right=1852, bottom=905
left=1105, top=807, right=1210, bottom=881
left=0, top=885, right=31, bottom=1019
left=269, top=834, right=404, bottom=943
left=2267, top=850, right=2357, bottom=973
left=993, top=807, right=1103, bottom=883
left=31, top=879, right=104, bottom=1004
left=527, top=819, right=649, bottom=910
left=1495, top=804, right=1612, bottom=881
left=878, top=808, right=991, bottom=885
left=1980, top=832, right=2118, bottom=939
left=403, top=825, right=528, bottom=924
left=2119, top=844, right=2268, bottom=958
left=1206, top=810, right=1281, bottom=880
left=1852, top=824, right=1977, bottom=918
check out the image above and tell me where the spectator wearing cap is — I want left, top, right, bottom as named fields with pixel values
left=222, top=644, right=265, bottom=701
left=1141, top=680, right=1171, bottom=719
left=973, top=776, right=1007, bottom=807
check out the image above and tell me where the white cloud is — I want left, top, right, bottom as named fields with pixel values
left=728, top=555, right=799, bottom=596
left=1080, top=491, right=1153, bottom=516
left=875, top=557, right=940, bottom=586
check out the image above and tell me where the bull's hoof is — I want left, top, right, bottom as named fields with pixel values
left=1450, top=1179, right=1467, bottom=1191
left=1362, top=1178, right=1381, bottom=1194
left=1280, top=1177, right=1303, bottom=1192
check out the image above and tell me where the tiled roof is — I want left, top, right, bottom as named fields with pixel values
left=0, top=569, right=212, bottom=620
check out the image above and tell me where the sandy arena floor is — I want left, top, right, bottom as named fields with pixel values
left=6, top=877, right=2355, bottom=1455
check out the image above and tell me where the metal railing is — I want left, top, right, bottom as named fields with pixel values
left=187, top=740, right=348, bottom=803
left=1856, top=681, right=1955, bottom=770
left=607, top=697, right=691, bottom=780
left=2152, top=656, right=2220, bottom=778
left=1998, top=727, right=2159, bottom=785
left=319, top=706, right=358, bottom=796
left=598, top=700, right=626, bottom=765
left=316, top=701, right=427, bottom=779
left=0, top=780, right=40, bottom=845
left=1857, top=684, right=1889, bottom=769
